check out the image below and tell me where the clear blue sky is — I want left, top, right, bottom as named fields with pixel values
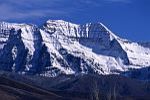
left=0, top=0, right=149, bottom=42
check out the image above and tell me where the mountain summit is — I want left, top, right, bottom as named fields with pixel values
left=0, top=20, right=150, bottom=77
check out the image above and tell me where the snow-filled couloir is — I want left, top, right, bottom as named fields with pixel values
left=0, top=20, right=149, bottom=77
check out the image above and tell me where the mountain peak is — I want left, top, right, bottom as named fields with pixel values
left=43, top=20, right=117, bottom=41
left=0, top=20, right=149, bottom=77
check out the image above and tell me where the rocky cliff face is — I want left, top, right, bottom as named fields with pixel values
left=0, top=20, right=149, bottom=77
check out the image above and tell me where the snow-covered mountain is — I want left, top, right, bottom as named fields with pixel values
left=0, top=20, right=150, bottom=77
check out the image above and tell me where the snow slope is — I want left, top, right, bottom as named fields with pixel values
left=0, top=20, right=149, bottom=77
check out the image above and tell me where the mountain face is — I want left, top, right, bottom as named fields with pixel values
left=0, top=20, right=150, bottom=77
